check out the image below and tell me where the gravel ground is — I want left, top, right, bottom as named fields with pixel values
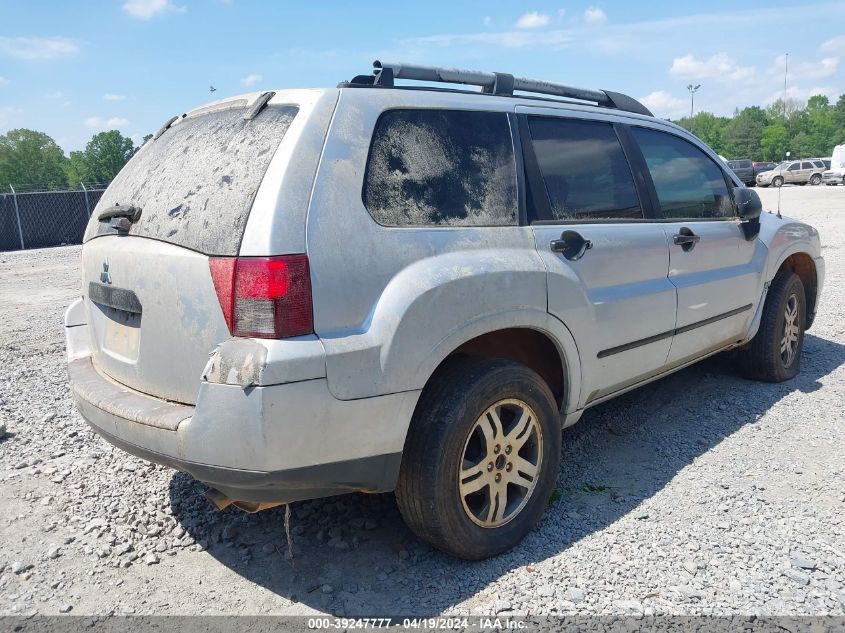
left=0, top=185, right=843, bottom=617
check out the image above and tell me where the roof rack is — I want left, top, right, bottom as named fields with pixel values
left=339, top=60, right=653, bottom=117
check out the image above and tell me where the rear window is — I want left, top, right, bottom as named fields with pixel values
left=363, top=109, right=517, bottom=227
left=86, top=104, right=298, bottom=255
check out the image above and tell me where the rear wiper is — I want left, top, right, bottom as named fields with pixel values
left=98, top=204, right=142, bottom=232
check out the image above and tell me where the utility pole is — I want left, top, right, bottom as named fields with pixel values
left=687, top=84, right=701, bottom=118
left=782, top=53, right=789, bottom=125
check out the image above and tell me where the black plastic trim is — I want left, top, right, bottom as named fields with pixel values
left=88, top=282, right=143, bottom=314
left=507, top=112, right=528, bottom=226
left=597, top=304, right=753, bottom=358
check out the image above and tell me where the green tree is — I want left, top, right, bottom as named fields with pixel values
left=720, top=106, right=768, bottom=159
left=800, top=95, right=835, bottom=156
left=677, top=112, right=728, bottom=154
left=0, top=128, right=68, bottom=188
left=760, top=123, right=790, bottom=161
left=833, top=95, right=845, bottom=146
left=71, top=130, right=135, bottom=184
left=790, top=131, right=813, bottom=158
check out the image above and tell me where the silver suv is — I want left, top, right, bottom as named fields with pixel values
left=756, top=159, right=826, bottom=187
left=65, top=62, right=825, bottom=559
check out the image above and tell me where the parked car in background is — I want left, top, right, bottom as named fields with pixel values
left=727, top=159, right=754, bottom=185
left=756, top=159, right=826, bottom=187
left=753, top=161, right=777, bottom=175
left=64, top=61, right=825, bottom=559
left=823, top=146, right=844, bottom=185
left=726, top=160, right=778, bottom=186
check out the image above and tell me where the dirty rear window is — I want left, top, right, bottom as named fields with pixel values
left=86, top=104, right=299, bottom=255
left=363, top=109, right=517, bottom=227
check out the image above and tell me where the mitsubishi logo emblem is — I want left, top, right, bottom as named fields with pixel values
left=100, top=259, right=112, bottom=284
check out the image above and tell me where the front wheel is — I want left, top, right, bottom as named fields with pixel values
left=396, top=357, right=560, bottom=559
left=809, top=174, right=822, bottom=185
left=772, top=176, right=784, bottom=187
left=739, top=270, right=806, bottom=382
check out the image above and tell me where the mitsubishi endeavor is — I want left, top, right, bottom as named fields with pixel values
left=65, top=62, right=825, bottom=559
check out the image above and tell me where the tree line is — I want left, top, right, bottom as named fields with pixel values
left=1, top=93, right=844, bottom=191
left=674, top=94, right=845, bottom=161
left=0, top=128, right=148, bottom=191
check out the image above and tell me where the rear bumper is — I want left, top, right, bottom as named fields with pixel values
left=65, top=308, right=419, bottom=503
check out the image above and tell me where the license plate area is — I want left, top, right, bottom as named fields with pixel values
left=89, top=282, right=142, bottom=362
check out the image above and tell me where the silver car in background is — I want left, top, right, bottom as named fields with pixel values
left=65, top=62, right=824, bottom=559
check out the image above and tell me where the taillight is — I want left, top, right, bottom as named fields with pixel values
left=209, top=255, right=313, bottom=339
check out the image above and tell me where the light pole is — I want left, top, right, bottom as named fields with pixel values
left=687, top=84, right=701, bottom=118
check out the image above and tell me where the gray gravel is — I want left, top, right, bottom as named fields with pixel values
left=0, top=185, right=843, bottom=616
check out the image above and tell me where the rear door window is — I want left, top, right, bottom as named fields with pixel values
left=363, top=109, right=517, bottom=227
left=801, top=161, right=813, bottom=170
left=631, top=127, right=734, bottom=219
left=526, top=116, right=641, bottom=221
left=87, top=104, right=299, bottom=255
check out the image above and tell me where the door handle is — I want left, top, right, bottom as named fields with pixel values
left=551, top=230, right=593, bottom=261
left=673, top=229, right=700, bottom=252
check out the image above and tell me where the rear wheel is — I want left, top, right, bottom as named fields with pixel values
left=809, top=174, right=822, bottom=185
left=772, top=176, right=784, bottom=187
left=396, top=357, right=560, bottom=559
left=739, top=270, right=806, bottom=382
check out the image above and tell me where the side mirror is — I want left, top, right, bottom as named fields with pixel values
left=734, top=187, right=762, bottom=240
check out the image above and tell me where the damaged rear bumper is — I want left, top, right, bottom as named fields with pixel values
left=66, top=312, right=419, bottom=503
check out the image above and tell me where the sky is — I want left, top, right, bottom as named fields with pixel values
left=1, top=0, right=844, bottom=152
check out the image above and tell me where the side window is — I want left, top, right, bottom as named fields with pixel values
left=740, top=160, right=752, bottom=168
left=788, top=163, right=800, bottom=171
left=363, top=109, right=517, bottom=227
left=631, top=127, right=735, bottom=219
left=801, top=161, right=812, bottom=170
left=814, top=160, right=825, bottom=169
left=527, top=116, right=641, bottom=221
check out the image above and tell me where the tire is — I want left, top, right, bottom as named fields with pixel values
left=772, top=176, right=784, bottom=187
left=396, top=357, right=561, bottom=560
left=809, top=174, right=822, bottom=185
left=739, top=270, right=806, bottom=382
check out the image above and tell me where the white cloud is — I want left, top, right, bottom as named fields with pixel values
left=0, top=76, right=9, bottom=86
left=483, top=16, right=492, bottom=26
left=122, top=0, right=186, bottom=20
left=515, top=11, right=550, bottom=29
left=769, top=54, right=839, bottom=80
left=584, top=6, right=607, bottom=24
left=46, top=91, right=64, bottom=99
left=85, top=116, right=130, bottom=129
left=0, top=105, right=24, bottom=128
left=103, top=93, right=126, bottom=101
left=639, top=90, right=688, bottom=118
left=0, top=36, right=78, bottom=60
left=669, top=53, right=754, bottom=82
left=821, top=35, right=845, bottom=55
left=240, top=73, right=262, bottom=87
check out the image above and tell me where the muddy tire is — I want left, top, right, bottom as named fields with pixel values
left=395, top=357, right=560, bottom=560
left=739, top=270, right=806, bottom=382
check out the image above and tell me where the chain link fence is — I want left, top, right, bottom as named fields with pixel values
left=0, top=183, right=108, bottom=252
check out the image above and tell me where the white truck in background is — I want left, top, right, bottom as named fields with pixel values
left=823, top=145, right=845, bottom=185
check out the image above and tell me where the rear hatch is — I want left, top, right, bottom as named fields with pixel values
left=81, top=98, right=299, bottom=404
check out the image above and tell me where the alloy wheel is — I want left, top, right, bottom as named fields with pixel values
left=781, top=294, right=800, bottom=367
left=458, top=399, right=543, bottom=528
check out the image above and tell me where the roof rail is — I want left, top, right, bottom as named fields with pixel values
left=339, top=61, right=653, bottom=117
